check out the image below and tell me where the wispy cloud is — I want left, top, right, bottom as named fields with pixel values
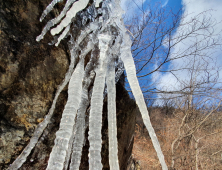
left=162, top=0, right=169, bottom=7
left=121, top=0, right=148, bottom=19
left=154, top=0, right=222, bottom=105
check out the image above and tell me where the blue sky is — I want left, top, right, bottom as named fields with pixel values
left=121, top=0, right=222, bottom=105
left=121, top=0, right=182, bottom=17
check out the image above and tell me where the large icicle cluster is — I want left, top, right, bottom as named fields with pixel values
left=8, top=0, right=168, bottom=170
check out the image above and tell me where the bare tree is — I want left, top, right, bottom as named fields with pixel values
left=158, top=51, right=222, bottom=169
left=126, top=2, right=222, bottom=169
left=124, top=3, right=222, bottom=104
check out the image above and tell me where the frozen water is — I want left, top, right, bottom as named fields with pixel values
left=106, top=55, right=119, bottom=169
left=37, top=0, right=77, bottom=42
left=46, top=57, right=84, bottom=170
left=88, top=34, right=111, bottom=170
left=40, top=0, right=65, bottom=22
left=55, top=24, right=70, bottom=46
left=11, top=0, right=168, bottom=170
left=69, top=71, right=95, bottom=170
left=50, top=0, right=90, bottom=36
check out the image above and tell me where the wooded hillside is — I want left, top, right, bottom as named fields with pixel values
left=132, top=106, right=222, bottom=169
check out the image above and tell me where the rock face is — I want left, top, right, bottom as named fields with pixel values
left=0, top=0, right=137, bottom=169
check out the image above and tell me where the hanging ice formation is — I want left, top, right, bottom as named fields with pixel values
left=8, top=0, right=168, bottom=170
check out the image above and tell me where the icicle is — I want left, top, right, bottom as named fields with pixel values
left=37, top=0, right=77, bottom=42
left=50, top=0, right=90, bottom=36
left=7, top=41, right=77, bottom=170
left=109, top=35, right=124, bottom=84
left=106, top=55, right=119, bottom=170
left=103, top=35, right=123, bottom=98
left=55, top=24, right=71, bottom=46
left=77, top=22, right=101, bottom=45
left=68, top=47, right=97, bottom=169
left=115, top=57, right=124, bottom=83
left=104, top=1, right=168, bottom=169
left=46, top=57, right=84, bottom=170
left=88, top=34, right=111, bottom=170
left=84, top=47, right=98, bottom=74
left=69, top=71, right=95, bottom=170
left=63, top=41, right=94, bottom=170
left=68, top=93, right=88, bottom=170
left=39, top=0, right=64, bottom=22
left=120, top=34, right=168, bottom=170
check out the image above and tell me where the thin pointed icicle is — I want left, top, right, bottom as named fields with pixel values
left=37, top=0, right=77, bottom=42
left=40, top=0, right=64, bottom=22
left=88, top=34, right=111, bottom=170
left=109, top=1, right=168, bottom=168
left=120, top=34, right=168, bottom=170
left=106, top=56, right=119, bottom=170
left=50, top=0, right=90, bottom=36
left=46, top=57, right=84, bottom=170
left=55, top=24, right=70, bottom=46
left=7, top=42, right=77, bottom=170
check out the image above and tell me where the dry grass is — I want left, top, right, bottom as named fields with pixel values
left=132, top=107, right=222, bottom=169
left=132, top=125, right=162, bottom=170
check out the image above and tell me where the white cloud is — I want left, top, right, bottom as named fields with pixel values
left=121, top=0, right=148, bottom=19
left=154, top=0, right=222, bottom=105
left=162, top=0, right=169, bottom=7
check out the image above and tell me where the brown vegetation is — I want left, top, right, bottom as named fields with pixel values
left=132, top=106, right=222, bottom=169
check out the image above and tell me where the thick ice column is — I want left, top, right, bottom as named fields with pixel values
left=46, top=57, right=84, bottom=170
left=7, top=42, right=77, bottom=170
left=88, top=34, right=111, bottom=170
left=68, top=47, right=98, bottom=170
left=69, top=90, right=88, bottom=170
left=120, top=34, right=168, bottom=170
left=63, top=42, right=95, bottom=170
left=106, top=56, right=119, bottom=170
left=69, top=71, right=95, bottom=170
